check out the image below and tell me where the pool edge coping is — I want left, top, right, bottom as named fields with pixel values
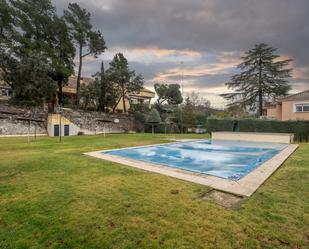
left=84, top=143, right=299, bottom=197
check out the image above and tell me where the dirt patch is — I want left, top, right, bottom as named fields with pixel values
left=202, top=189, right=245, bottom=209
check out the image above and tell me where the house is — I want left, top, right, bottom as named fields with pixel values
left=114, top=88, right=155, bottom=111
left=263, top=90, right=309, bottom=121
left=61, top=76, right=94, bottom=101
left=63, top=76, right=155, bottom=112
left=0, top=76, right=155, bottom=112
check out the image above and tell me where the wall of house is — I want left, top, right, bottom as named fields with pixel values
left=266, top=104, right=282, bottom=120
left=282, top=100, right=309, bottom=121
left=115, top=89, right=155, bottom=112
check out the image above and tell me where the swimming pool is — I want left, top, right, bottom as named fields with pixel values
left=103, top=140, right=288, bottom=180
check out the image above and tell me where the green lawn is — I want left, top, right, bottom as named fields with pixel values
left=0, top=134, right=308, bottom=249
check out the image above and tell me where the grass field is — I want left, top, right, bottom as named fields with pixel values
left=0, top=134, right=308, bottom=249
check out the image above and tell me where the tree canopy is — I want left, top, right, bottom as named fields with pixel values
left=154, top=83, right=183, bottom=106
left=95, top=61, right=119, bottom=112
left=107, top=53, right=144, bottom=112
left=0, top=0, right=77, bottom=106
left=221, top=43, right=292, bottom=116
left=64, top=3, right=106, bottom=104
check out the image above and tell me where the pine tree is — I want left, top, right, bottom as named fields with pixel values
left=221, top=43, right=292, bottom=116
left=64, top=3, right=106, bottom=105
left=107, top=53, right=144, bottom=112
left=49, top=16, right=75, bottom=106
left=154, top=83, right=183, bottom=106
left=94, top=61, right=119, bottom=112
left=11, top=54, right=56, bottom=105
left=0, top=0, right=76, bottom=107
left=5, top=0, right=58, bottom=105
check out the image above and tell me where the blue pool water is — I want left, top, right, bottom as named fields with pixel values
left=103, top=140, right=287, bottom=180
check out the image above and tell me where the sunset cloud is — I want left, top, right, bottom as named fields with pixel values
left=53, top=0, right=309, bottom=107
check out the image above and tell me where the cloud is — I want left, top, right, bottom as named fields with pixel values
left=52, top=0, right=309, bottom=107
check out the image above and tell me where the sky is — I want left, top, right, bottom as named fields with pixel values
left=53, top=0, right=309, bottom=108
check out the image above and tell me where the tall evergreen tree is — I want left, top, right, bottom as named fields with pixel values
left=5, top=0, right=58, bottom=105
left=0, top=0, right=17, bottom=87
left=94, top=61, right=118, bottom=112
left=11, top=53, right=56, bottom=105
left=64, top=3, right=106, bottom=105
left=0, top=0, right=75, bottom=107
left=107, top=53, right=144, bottom=113
left=221, top=43, right=292, bottom=116
left=49, top=16, right=75, bottom=106
left=0, top=0, right=14, bottom=42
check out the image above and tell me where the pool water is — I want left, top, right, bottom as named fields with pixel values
left=103, top=140, right=287, bottom=180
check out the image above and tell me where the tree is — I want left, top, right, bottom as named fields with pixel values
left=154, top=83, right=183, bottom=106
left=188, top=91, right=211, bottom=109
left=94, top=61, right=119, bottom=112
left=182, top=97, right=196, bottom=128
left=107, top=53, right=144, bottom=113
left=221, top=43, right=292, bottom=116
left=0, top=0, right=14, bottom=43
left=49, top=16, right=75, bottom=106
left=79, top=79, right=98, bottom=109
left=4, top=0, right=58, bottom=105
left=64, top=3, right=106, bottom=105
left=146, top=108, right=161, bottom=134
left=11, top=53, right=56, bottom=105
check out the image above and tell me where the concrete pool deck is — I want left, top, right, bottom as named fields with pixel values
left=84, top=141, right=298, bottom=197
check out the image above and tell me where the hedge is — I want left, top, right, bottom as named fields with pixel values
left=205, top=118, right=236, bottom=132
left=206, top=118, right=309, bottom=142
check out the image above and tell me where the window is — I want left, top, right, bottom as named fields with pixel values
left=130, top=97, right=138, bottom=105
left=295, top=103, right=309, bottom=113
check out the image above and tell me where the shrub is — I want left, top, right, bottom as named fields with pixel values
left=206, top=118, right=236, bottom=132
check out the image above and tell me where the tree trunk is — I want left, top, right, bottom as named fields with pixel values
left=258, top=57, right=263, bottom=117
left=98, top=62, right=106, bottom=112
left=112, top=96, right=122, bottom=113
left=122, top=82, right=126, bottom=113
left=57, top=79, right=63, bottom=106
left=76, top=44, right=83, bottom=106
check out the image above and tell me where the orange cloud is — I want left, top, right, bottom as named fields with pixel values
left=152, top=53, right=240, bottom=81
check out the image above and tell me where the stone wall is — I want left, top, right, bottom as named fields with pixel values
left=0, top=118, right=47, bottom=135
left=0, top=104, right=137, bottom=136
left=61, top=109, right=135, bottom=134
left=0, top=104, right=47, bottom=136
